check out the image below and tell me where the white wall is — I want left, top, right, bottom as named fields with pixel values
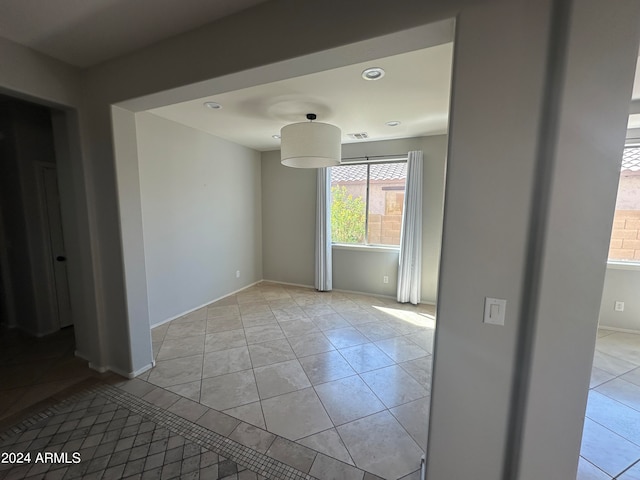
left=261, top=135, right=446, bottom=301
left=136, top=113, right=263, bottom=326
left=599, top=265, right=640, bottom=332
left=0, top=35, right=102, bottom=366
left=6, top=0, right=635, bottom=477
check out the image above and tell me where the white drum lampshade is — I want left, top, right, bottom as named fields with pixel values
left=280, top=114, right=341, bottom=168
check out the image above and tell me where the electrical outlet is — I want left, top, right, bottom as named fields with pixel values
left=383, top=276, right=389, bottom=284
left=236, top=270, right=240, bottom=278
left=615, top=301, right=625, bottom=312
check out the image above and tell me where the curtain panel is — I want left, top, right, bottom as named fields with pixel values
left=397, top=150, right=423, bottom=304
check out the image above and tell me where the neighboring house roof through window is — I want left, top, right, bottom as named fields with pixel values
left=331, top=162, right=407, bottom=183
left=622, top=146, right=640, bottom=172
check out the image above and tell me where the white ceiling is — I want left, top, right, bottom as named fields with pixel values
left=149, top=43, right=454, bottom=152
left=2, top=1, right=638, bottom=143
left=0, top=0, right=270, bottom=67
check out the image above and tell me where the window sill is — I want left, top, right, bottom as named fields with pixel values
left=607, top=261, right=640, bottom=271
left=332, top=244, right=400, bottom=254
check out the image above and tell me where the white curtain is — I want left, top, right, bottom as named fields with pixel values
left=397, top=150, right=423, bottom=304
left=315, top=167, right=332, bottom=291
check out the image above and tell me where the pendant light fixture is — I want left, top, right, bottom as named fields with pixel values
left=280, top=113, right=341, bottom=168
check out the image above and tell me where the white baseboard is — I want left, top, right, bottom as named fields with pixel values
left=150, top=280, right=262, bottom=329
left=261, top=279, right=315, bottom=289
left=598, top=325, right=640, bottom=335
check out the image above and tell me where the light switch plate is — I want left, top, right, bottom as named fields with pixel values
left=484, top=297, right=506, bottom=326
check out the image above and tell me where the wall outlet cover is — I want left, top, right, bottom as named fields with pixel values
left=484, top=297, right=506, bottom=326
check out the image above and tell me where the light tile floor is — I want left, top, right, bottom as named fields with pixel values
left=2, top=282, right=640, bottom=479
left=580, top=329, right=640, bottom=479
left=143, top=282, right=435, bottom=480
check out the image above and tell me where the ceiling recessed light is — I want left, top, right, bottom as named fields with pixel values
left=272, top=134, right=281, bottom=139
left=203, top=101, right=222, bottom=109
left=386, top=121, right=401, bottom=127
left=362, top=67, right=385, bottom=81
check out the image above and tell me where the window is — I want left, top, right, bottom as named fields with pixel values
left=330, top=161, right=407, bottom=246
left=608, top=146, right=640, bottom=262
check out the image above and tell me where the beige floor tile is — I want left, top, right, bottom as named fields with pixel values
left=287, top=333, right=335, bottom=358
left=596, top=378, right=640, bottom=413
left=339, top=309, right=379, bottom=326
left=266, top=437, right=318, bottom=473
left=151, top=323, right=170, bottom=343
left=267, top=300, right=300, bottom=312
left=337, top=410, right=423, bottom=479
left=278, top=319, right=320, bottom=338
left=408, top=329, right=435, bottom=353
left=254, top=359, right=311, bottom=399
left=156, top=335, right=205, bottom=361
left=298, top=428, right=355, bottom=466
left=248, top=339, right=296, bottom=368
left=244, top=324, right=285, bottom=345
left=196, top=408, right=241, bottom=436
left=577, top=457, right=612, bottom=480
left=142, top=387, right=181, bottom=409
left=261, top=388, right=333, bottom=440
left=241, top=312, right=278, bottom=329
left=621, top=367, right=640, bottom=388
left=167, top=396, right=209, bottom=421
left=360, top=365, right=428, bottom=408
left=586, top=391, right=640, bottom=446
left=312, top=313, right=350, bottom=331
left=208, top=295, right=239, bottom=307
left=207, top=304, right=241, bottom=319
left=390, top=396, right=431, bottom=451
left=309, top=453, right=364, bottom=480
left=618, top=461, right=640, bottom=479
left=375, top=336, right=428, bottom=363
left=207, top=316, right=244, bottom=333
left=202, top=346, right=252, bottom=378
left=302, top=304, right=337, bottom=318
left=314, top=375, right=385, bottom=426
left=224, top=401, right=267, bottom=429
left=592, top=350, right=638, bottom=376
left=205, top=329, right=247, bottom=353
left=590, top=366, right=616, bottom=389
left=239, top=303, right=271, bottom=315
left=298, top=350, right=357, bottom=386
left=323, top=327, right=368, bottom=350
left=164, top=380, right=201, bottom=402
left=165, top=319, right=206, bottom=338
left=354, top=322, right=400, bottom=342
left=147, top=354, right=203, bottom=388
left=229, top=422, right=276, bottom=454
left=581, top=417, right=640, bottom=477
left=327, top=300, right=361, bottom=313
left=596, top=333, right=640, bottom=366
left=272, top=306, right=309, bottom=322
left=200, top=370, right=259, bottom=411
left=399, top=355, right=433, bottom=389
left=338, top=343, right=395, bottom=374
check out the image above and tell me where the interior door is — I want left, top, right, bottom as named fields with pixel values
left=40, top=165, right=72, bottom=328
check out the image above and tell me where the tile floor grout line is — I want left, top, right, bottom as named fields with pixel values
left=97, top=384, right=317, bottom=480
left=614, top=456, right=640, bottom=479
left=0, top=383, right=319, bottom=480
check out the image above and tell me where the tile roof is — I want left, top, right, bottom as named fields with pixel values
left=330, top=162, right=407, bottom=183
left=622, top=147, right=640, bottom=172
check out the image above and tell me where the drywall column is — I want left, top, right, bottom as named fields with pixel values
left=426, top=1, right=640, bottom=479
left=111, top=106, right=153, bottom=375
left=515, top=1, right=640, bottom=478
